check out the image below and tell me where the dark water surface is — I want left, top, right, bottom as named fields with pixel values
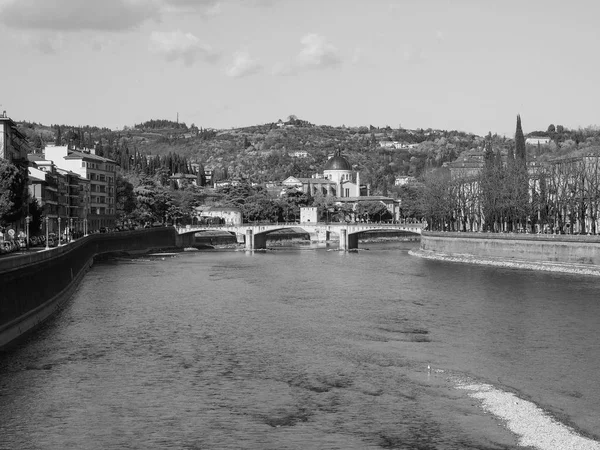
left=1, top=242, right=599, bottom=449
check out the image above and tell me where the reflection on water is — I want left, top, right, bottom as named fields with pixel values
left=1, top=242, right=599, bottom=449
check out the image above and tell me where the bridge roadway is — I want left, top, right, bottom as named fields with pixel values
left=176, top=222, right=422, bottom=251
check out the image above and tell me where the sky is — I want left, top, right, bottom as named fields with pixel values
left=1, top=0, right=599, bottom=137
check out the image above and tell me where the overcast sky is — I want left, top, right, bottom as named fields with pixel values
left=1, top=0, right=598, bottom=136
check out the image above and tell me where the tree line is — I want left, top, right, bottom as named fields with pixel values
left=415, top=116, right=600, bottom=234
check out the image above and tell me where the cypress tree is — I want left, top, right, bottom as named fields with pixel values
left=55, top=126, right=62, bottom=146
left=483, top=132, right=494, bottom=166
left=515, top=114, right=526, bottom=163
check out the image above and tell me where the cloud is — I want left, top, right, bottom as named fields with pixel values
left=226, top=52, right=261, bottom=78
left=0, top=0, right=161, bottom=31
left=273, top=33, right=342, bottom=76
left=297, top=34, right=341, bottom=69
left=150, top=30, right=219, bottom=65
left=162, top=0, right=222, bottom=15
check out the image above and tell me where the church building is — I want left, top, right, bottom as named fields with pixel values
left=281, top=151, right=401, bottom=221
left=281, top=151, right=367, bottom=198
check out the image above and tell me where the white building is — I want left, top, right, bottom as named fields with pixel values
left=44, top=145, right=118, bottom=231
left=195, top=206, right=242, bottom=225
left=526, top=136, right=551, bottom=145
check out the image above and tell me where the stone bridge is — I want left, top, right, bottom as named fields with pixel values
left=176, top=222, right=422, bottom=251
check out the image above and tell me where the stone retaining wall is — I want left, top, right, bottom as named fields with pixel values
left=0, top=228, right=178, bottom=349
left=421, top=231, right=600, bottom=266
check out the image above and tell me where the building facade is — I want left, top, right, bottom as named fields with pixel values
left=195, top=206, right=242, bottom=225
left=0, top=112, right=29, bottom=163
left=44, top=145, right=117, bottom=231
left=282, top=152, right=400, bottom=221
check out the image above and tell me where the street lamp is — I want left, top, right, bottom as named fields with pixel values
left=57, top=217, right=61, bottom=246
left=45, top=216, right=50, bottom=250
left=69, top=218, right=73, bottom=242
left=25, top=215, right=30, bottom=250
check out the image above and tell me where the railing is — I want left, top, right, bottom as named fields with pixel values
left=178, top=221, right=423, bottom=232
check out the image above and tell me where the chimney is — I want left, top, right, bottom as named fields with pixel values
left=356, top=171, right=360, bottom=196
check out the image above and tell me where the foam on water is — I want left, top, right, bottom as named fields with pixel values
left=455, top=378, right=600, bottom=450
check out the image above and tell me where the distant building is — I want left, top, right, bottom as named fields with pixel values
left=282, top=152, right=400, bottom=220
left=526, top=136, right=551, bottom=146
left=0, top=112, right=29, bottom=162
left=394, top=175, right=417, bottom=186
left=300, top=207, right=317, bottom=223
left=289, top=150, right=309, bottom=158
left=281, top=151, right=366, bottom=198
left=195, top=206, right=242, bottom=225
left=379, top=141, right=418, bottom=150
left=169, top=173, right=197, bottom=188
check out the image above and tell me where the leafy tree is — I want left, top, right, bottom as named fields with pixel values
left=0, top=159, right=28, bottom=226
left=355, top=201, right=391, bottom=222
left=28, top=198, right=43, bottom=235
left=419, top=168, right=454, bottom=231
left=116, top=174, right=136, bottom=224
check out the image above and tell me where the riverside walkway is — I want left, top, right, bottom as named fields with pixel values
left=176, top=222, right=422, bottom=250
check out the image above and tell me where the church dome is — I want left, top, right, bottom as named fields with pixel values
left=324, top=154, right=352, bottom=171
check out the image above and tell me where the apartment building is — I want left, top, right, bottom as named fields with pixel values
left=44, top=145, right=117, bottom=231
left=0, top=112, right=29, bottom=163
left=28, top=154, right=91, bottom=235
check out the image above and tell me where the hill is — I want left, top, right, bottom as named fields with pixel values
left=17, top=116, right=600, bottom=196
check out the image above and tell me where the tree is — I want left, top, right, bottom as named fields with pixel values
left=515, top=114, right=526, bottom=162
left=54, top=126, right=62, bottom=146
left=196, top=163, right=207, bottom=187
left=28, top=198, right=43, bottom=235
left=0, top=159, right=28, bottom=227
left=419, top=168, right=454, bottom=231
left=547, top=124, right=556, bottom=133
left=116, top=174, right=136, bottom=224
left=355, top=201, right=391, bottom=222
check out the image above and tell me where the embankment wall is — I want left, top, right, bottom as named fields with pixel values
left=420, top=231, right=600, bottom=266
left=0, top=228, right=178, bottom=349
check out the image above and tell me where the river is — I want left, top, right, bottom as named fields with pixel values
left=1, top=241, right=599, bottom=449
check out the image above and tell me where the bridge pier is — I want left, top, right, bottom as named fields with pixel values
left=175, top=232, right=195, bottom=248
left=338, top=228, right=358, bottom=251
left=339, top=229, right=347, bottom=251
left=347, top=233, right=359, bottom=250
left=245, top=229, right=267, bottom=251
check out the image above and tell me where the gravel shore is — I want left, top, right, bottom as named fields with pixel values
left=454, top=378, right=600, bottom=450
left=409, top=249, right=600, bottom=277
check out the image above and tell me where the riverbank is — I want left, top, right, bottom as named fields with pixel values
left=409, top=248, right=600, bottom=276
left=416, top=231, right=600, bottom=276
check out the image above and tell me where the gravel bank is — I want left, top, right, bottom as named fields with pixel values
left=454, top=379, right=600, bottom=450
left=409, top=249, right=600, bottom=277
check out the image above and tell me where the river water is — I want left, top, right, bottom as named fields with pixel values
left=1, top=241, right=599, bottom=449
